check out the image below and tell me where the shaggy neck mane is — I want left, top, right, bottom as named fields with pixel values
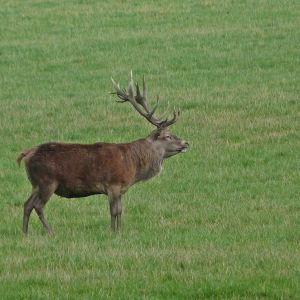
left=129, top=138, right=163, bottom=183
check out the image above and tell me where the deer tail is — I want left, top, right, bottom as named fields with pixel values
left=17, top=151, right=26, bottom=167
left=17, top=148, right=33, bottom=167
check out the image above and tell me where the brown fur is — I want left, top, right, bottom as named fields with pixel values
left=18, top=127, right=188, bottom=233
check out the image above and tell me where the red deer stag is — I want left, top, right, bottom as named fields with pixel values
left=17, top=72, right=189, bottom=233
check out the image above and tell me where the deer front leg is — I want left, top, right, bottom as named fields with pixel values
left=110, top=200, right=117, bottom=231
left=116, top=196, right=122, bottom=231
left=108, top=189, right=122, bottom=231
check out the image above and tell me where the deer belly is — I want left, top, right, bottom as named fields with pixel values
left=54, top=184, right=102, bottom=198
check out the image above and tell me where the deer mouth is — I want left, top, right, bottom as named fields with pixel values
left=177, top=147, right=188, bottom=153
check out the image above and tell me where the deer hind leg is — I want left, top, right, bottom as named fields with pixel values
left=108, top=188, right=122, bottom=232
left=23, top=187, right=39, bottom=234
left=33, top=183, right=57, bottom=234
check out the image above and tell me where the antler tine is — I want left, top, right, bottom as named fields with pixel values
left=135, top=75, right=152, bottom=114
left=157, top=100, right=171, bottom=121
left=162, top=108, right=181, bottom=127
left=135, top=82, right=150, bottom=112
left=110, top=77, right=127, bottom=102
left=127, top=73, right=135, bottom=99
left=147, top=101, right=159, bottom=118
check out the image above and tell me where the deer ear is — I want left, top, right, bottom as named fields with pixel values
left=151, top=128, right=163, bottom=140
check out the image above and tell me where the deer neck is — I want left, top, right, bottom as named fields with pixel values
left=130, top=138, right=164, bottom=183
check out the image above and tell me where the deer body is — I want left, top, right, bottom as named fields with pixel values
left=18, top=72, right=189, bottom=233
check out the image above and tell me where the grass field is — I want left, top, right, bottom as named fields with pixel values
left=1, top=0, right=300, bottom=298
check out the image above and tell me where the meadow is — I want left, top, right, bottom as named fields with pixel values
left=0, top=0, right=299, bottom=298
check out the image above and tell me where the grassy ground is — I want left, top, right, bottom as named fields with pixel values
left=1, top=0, right=300, bottom=299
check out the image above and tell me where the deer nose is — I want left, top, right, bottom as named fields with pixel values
left=184, top=141, right=189, bottom=147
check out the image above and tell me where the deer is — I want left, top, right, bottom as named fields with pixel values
left=17, top=72, right=189, bottom=233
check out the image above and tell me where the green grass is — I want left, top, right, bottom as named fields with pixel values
left=1, top=0, right=300, bottom=298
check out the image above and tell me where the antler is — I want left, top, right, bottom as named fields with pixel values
left=110, top=71, right=180, bottom=128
